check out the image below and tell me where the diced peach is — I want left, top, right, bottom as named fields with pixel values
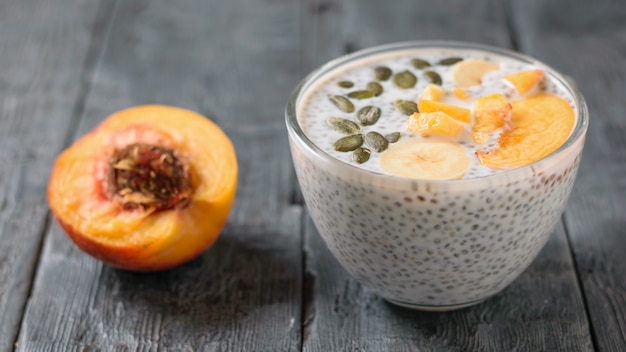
left=453, top=87, right=470, bottom=100
left=471, top=93, right=512, bottom=144
left=418, top=100, right=471, bottom=123
left=476, top=94, right=575, bottom=169
left=408, top=111, right=465, bottom=139
left=419, top=83, right=445, bottom=101
left=503, top=69, right=545, bottom=95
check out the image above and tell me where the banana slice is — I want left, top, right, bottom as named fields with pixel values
left=380, top=139, right=470, bottom=180
left=451, top=59, right=499, bottom=88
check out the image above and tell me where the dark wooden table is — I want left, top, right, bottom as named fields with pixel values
left=1, top=0, right=625, bottom=351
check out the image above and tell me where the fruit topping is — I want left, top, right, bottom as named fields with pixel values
left=503, top=69, right=545, bottom=95
left=471, top=93, right=512, bottom=144
left=408, top=112, right=465, bottom=139
left=380, top=139, right=470, bottom=180
left=417, top=100, right=471, bottom=123
left=452, top=87, right=470, bottom=100
left=451, top=59, right=499, bottom=87
left=476, top=94, right=575, bottom=169
left=419, top=83, right=445, bottom=101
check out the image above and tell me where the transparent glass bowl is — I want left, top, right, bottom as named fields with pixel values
left=285, top=41, right=588, bottom=311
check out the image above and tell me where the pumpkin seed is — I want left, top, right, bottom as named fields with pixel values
left=337, top=80, right=354, bottom=88
left=393, top=70, right=417, bottom=89
left=411, top=58, right=431, bottom=69
left=424, top=70, right=442, bottom=85
left=326, top=117, right=361, bottom=135
left=438, top=57, right=463, bottom=66
left=394, top=100, right=418, bottom=115
left=366, top=81, right=383, bottom=96
left=352, top=148, right=371, bottom=164
left=374, top=66, right=392, bottom=81
left=334, top=134, right=364, bottom=152
left=365, top=131, right=389, bottom=152
left=328, top=95, right=355, bottom=113
left=355, top=106, right=381, bottom=126
left=385, top=132, right=401, bottom=143
left=347, top=90, right=374, bottom=99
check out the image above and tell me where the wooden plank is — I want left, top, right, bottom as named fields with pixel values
left=0, top=1, right=112, bottom=351
left=509, top=0, right=626, bottom=350
left=300, top=0, right=512, bottom=73
left=299, top=0, right=593, bottom=350
left=17, top=0, right=304, bottom=350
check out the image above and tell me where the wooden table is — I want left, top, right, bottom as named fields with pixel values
left=1, top=0, right=624, bottom=351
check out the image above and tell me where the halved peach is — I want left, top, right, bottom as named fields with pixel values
left=471, top=93, right=512, bottom=144
left=408, top=111, right=465, bottom=139
left=418, top=100, right=471, bottom=123
left=47, top=105, right=238, bottom=271
left=476, top=94, right=574, bottom=169
left=503, top=69, right=545, bottom=95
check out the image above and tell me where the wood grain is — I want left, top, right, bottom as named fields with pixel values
left=17, top=0, right=303, bottom=350
left=2, top=0, right=623, bottom=349
left=300, top=0, right=512, bottom=73
left=0, top=0, right=111, bottom=351
left=510, top=0, right=626, bottom=350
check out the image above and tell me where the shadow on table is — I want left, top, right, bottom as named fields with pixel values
left=98, top=231, right=300, bottom=327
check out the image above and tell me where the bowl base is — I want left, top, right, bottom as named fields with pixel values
left=384, top=297, right=488, bottom=312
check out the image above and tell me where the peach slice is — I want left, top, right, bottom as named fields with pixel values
left=451, top=59, right=499, bottom=87
left=476, top=94, right=575, bottom=169
left=48, top=105, right=238, bottom=271
left=504, top=69, right=545, bottom=94
left=419, top=83, right=445, bottom=101
left=408, top=111, right=465, bottom=139
left=452, top=87, right=470, bottom=100
left=471, top=93, right=512, bottom=144
left=418, top=100, right=471, bottom=123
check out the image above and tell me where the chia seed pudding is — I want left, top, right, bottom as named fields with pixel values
left=285, top=41, right=588, bottom=310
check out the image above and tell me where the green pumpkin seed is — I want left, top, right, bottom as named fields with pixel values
left=337, top=80, right=354, bottom=88
left=355, top=106, right=381, bottom=126
left=326, top=117, right=361, bottom=135
left=352, top=148, right=371, bottom=164
left=334, top=134, right=364, bottom=152
left=394, top=100, right=418, bottom=115
left=438, top=57, right=463, bottom=66
left=347, top=90, right=374, bottom=99
left=424, top=71, right=442, bottom=85
left=411, top=58, right=431, bottom=69
left=374, top=66, right=392, bottom=81
left=393, top=70, right=417, bottom=89
left=385, top=132, right=401, bottom=143
left=328, top=95, right=355, bottom=113
left=365, top=131, right=389, bottom=152
left=366, top=81, right=383, bottom=96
